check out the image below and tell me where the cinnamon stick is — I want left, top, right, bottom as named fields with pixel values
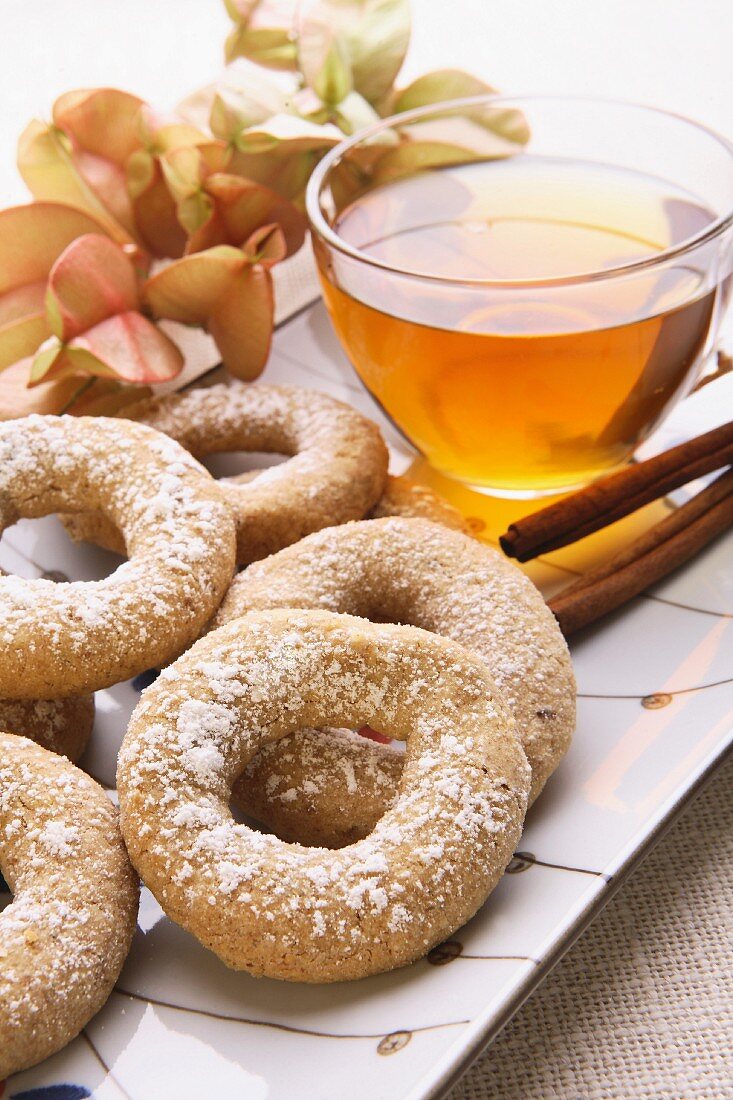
left=500, top=420, right=733, bottom=562
left=548, top=468, right=733, bottom=636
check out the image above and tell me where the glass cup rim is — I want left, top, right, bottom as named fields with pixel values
left=305, top=92, right=733, bottom=290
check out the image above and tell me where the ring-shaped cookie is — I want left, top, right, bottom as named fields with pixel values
left=0, top=732, right=139, bottom=1078
left=0, top=695, right=94, bottom=762
left=369, top=475, right=469, bottom=531
left=215, top=518, right=575, bottom=847
left=0, top=564, right=94, bottom=760
left=0, top=414, right=236, bottom=698
left=63, top=382, right=389, bottom=564
left=118, top=608, right=529, bottom=982
left=235, top=471, right=469, bottom=531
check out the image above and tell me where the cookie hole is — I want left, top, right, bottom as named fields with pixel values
left=229, top=725, right=404, bottom=849
left=0, top=868, right=12, bottom=913
left=200, top=451, right=290, bottom=481
left=228, top=798, right=274, bottom=832
left=358, top=724, right=393, bottom=745
left=2, top=516, right=124, bottom=582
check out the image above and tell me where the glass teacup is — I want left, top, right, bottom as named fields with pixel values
left=307, top=95, right=733, bottom=498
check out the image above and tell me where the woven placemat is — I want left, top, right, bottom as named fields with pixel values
left=450, top=756, right=733, bottom=1100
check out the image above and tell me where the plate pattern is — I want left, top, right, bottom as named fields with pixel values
left=3, top=300, right=733, bottom=1100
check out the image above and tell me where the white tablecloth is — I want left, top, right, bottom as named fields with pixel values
left=450, top=757, right=733, bottom=1099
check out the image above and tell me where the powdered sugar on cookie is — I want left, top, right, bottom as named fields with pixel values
left=62, top=382, right=389, bottom=566
left=0, top=733, right=138, bottom=1078
left=118, top=608, right=530, bottom=983
left=0, top=415, right=236, bottom=697
left=214, top=517, right=575, bottom=845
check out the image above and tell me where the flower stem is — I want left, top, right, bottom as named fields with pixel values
left=58, top=376, right=98, bottom=415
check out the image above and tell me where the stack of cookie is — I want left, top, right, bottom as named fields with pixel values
left=0, top=383, right=575, bottom=1079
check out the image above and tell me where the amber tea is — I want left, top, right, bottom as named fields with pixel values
left=316, top=156, right=725, bottom=495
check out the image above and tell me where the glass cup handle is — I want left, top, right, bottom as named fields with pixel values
left=690, top=347, right=733, bottom=396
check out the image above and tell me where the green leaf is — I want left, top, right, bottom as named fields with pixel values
left=297, top=0, right=410, bottom=106
left=391, top=69, right=497, bottom=113
left=223, top=3, right=298, bottom=69
left=202, top=173, right=306, bottom=256
left=471, top=104, right=531, bottom=146
left=159, top=145, right=205, bottom=203
left=242, top=223, right=286, bottom=266
left=67, top=311, right=184, bottom=383
left=0, top=282, right=48, bottom=331
left=230, top=111, right=340, bottom=155
left=210, top=70, right=294, bottom=141
left=0, top=305, right=50, bottom=373
left=223, top=0, right=258, bottom=22
left=52, top=87, right=144, bottom=164
left=0, top=358, right=96, bottom=417
left=229, top=144, right=330, bottom=206
left=378, top=109, right=530, bottom=182
left=29, top=340, right=67, bottom=384
left=0, top=203, right=110, bottom=371
left=126, top=148, right=156, bottom=198
left=143, top=246, right=246, bottom=324
left=32, top=90, right=144, bottom=239
left=31, top=312, right=183, bottom=386
left=17, top=121, right=137, bottom=246
left=312, top=34, right=353, bottom=106
left=367, top=137, right=492, bottom=187
left=127, top=152, right=188, bottom=258
left=45, top=234, right=139, bottom=341
left=177, top=191, right=216, bottom=239
left=160, top=143, right=231, bottom=206
left=226, top=25, right=298, bottom=69
left=0, top=202, right=109, bottom=296
left=389, top=74, right=530, bottom=149
left=224, top=23, right=248, bottom=64
left=331, top=91, right=380, bottom=136
left=209, top=265, right=274, bottom=380
left=342, top=0, right=411, bottom=104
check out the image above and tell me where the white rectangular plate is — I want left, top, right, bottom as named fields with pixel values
left=4, top=302, right=733, bottom=1100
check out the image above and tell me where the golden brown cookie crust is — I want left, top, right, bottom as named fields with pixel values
left=118, top=609, right=529, bottom=983
left=0, top=414, right=236, bottom=697
left=63, top=382, right=389, bottom=565
left=0, top=695, right=94, bottom=762
left=0, top=564, right=94, bottom=761
left=216, top=518, right=575, bottom=845
left=369, top=475, right=469, bottom=531
left=0, top=732, right=139, bottom=1078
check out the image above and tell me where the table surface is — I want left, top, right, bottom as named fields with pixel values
left=449, top=755, right=733, bottom=1100
left=2, top=3, right=732, bottom=1097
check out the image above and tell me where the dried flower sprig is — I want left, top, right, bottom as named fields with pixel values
left=211, top=0, right=528, bottom=204
left=0, top=87, right=306, bottom=409
left=0, top=0, right=521, bottom=417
